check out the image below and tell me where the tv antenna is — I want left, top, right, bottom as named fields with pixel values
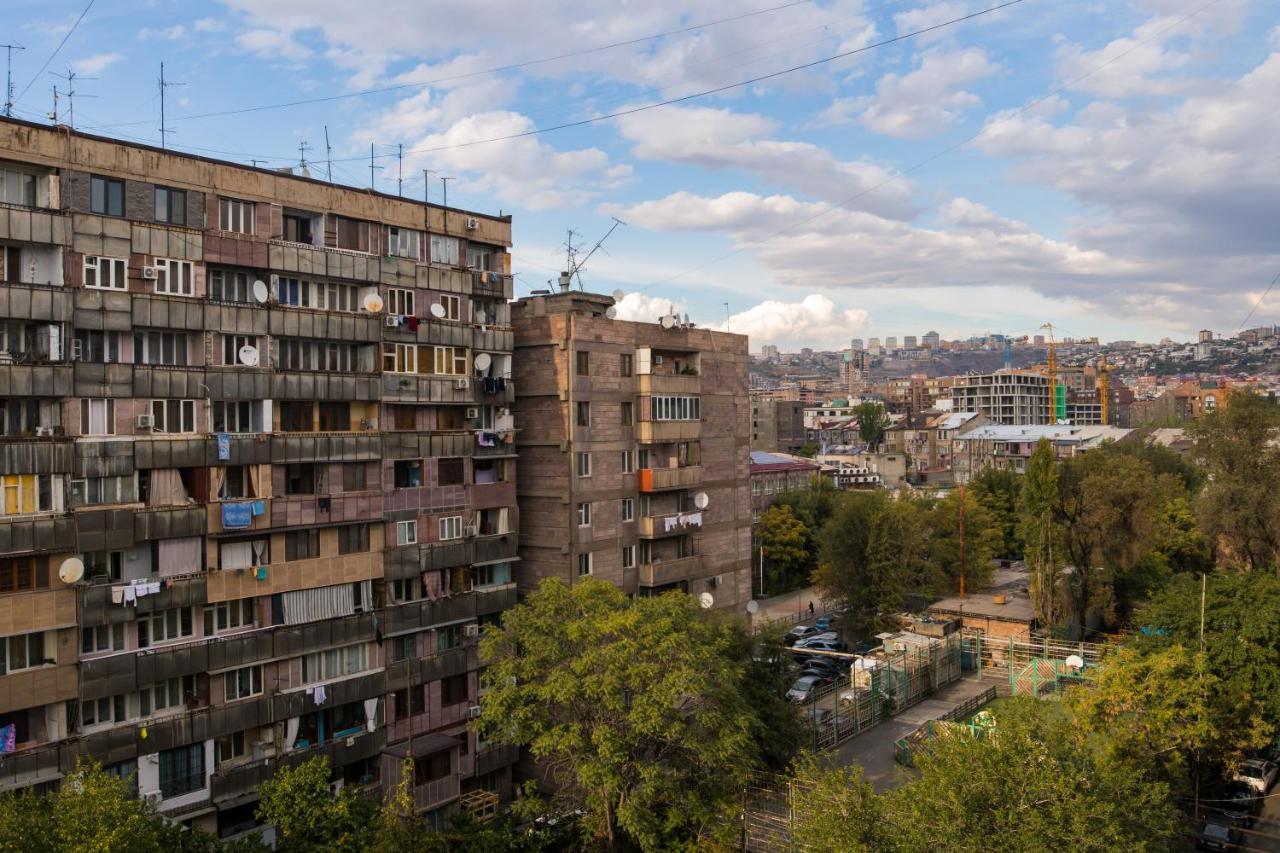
left=562, top=217, right=626, bottom=291
left=51, top=67, right=94, bottom=129
left=323, top=125, right=333, bottom=182
left=298, top=140, right=311, bottom=172
left=1, top=44, right=24, bottom=118
left=158, top=62, right=186, bottom=149
left=48, top=84, right=58, bottom=124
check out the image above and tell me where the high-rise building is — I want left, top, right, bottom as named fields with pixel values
left=750, top=397, right=807, bottom=453
left=867, top=337, right=882, bottom=355
left=903, top=335, right=918, bottom=349
left=922, top=331, right=941, bottom=349
left=842, top=350, right=869, bottom=397
left=884, top=336, right=898, bottom=350
left=1032, top=334, right=1045, bottom=346
left=760, top=344, right=780, bottom=360
left=0, top=117, right=518, bottom=830
left=950, top=371, right=1051, bottom=425
left=512, top=290, right=751, bottom=610
left=850, top=338, right=864, bottom=351
left=1198, top=329, right=1214, bottom=344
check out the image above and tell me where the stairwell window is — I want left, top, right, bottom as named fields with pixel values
left=620, top=498, right=634, bottom=522
left=153, top=187, right=186, bottom=226
left=576, top=452, right=591, bottom=478
left=621, top=450, right=634, bottom=474
left=622, top=545, right=636, bottom=569
left=83, top=256, right=127, bottom=290
left=577, top=502, right=591, bottom=527
left=154, top=258, right=194, bottom=296
left=577, top=553, right=593, bottom=576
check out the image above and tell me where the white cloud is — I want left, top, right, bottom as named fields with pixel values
left=138, top=25, right=187, bottom=41
left=193, top=18, right=226, bottom=33
left=237, top=28, right=311, bottom=61
left=612, top=292, right=688, bottom=324
left=846, top=47, right=999, bottom=138
left=70, top=53, right=122, bottom=76
left=716, top=294, right=870, bottom=350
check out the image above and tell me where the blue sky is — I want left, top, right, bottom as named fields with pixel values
left=3, top=0, right=1279, bottom=350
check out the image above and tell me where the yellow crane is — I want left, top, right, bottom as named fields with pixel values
left=1098, top=355, right=1110, bottom=425
left=1040, top=322, right=1057, bottom=424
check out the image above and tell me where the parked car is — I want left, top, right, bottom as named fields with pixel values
left=784, top=625, right=822, bottom=647
left=795, top=632, right=841, bottom=648
left=814, top=616, right=833, bottom=631
left=1232, top=758, right=1277, bottom=794
left=1200, top=783, right=1260, bottom=828
left=786, top=673, right=834, bottom=703
left=799, top=659, right=845, bottom=680
left=1197, top=820, right=1242, bottom=851
left=802, top=706, right=833, bottom=726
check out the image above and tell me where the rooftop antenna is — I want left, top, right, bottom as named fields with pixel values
left=397, top=143, right=403, bottom=197
left=1, top=44, right=24, bottom=118
left=422, top=169, right=436, bottom=205
left=724, top=302, right=731, bottom=332
left=323, top=125, right=333, bottom=183
left=564, top=217, right=626, bottom=291
left=157, top=62, right=185, bottom=150
left=47, top=84, right=58, bottom=124
left=298, top=139, right=311, bottom=171
left=440, top=176, right=454, bottom=216
left=52, top=66, right=95, bottom=129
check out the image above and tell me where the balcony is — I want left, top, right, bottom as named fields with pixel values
left=414, top=774, right=462, bottom=812
left=639, top=374, right=701, bottom=396
left=636, top=421, right=701, bottom=443
left=0, top=363, right=73, bottom=397
left=637, top=510, right=704, bottom=539
left=637, top=555, right=703, bottom=588
left=471, top=271, right=512, bottom=300
left=637, top=466, right=703, bottom=492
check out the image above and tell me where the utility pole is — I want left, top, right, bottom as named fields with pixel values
left=1, top=44, right=24, bottom=118
left=440, top=177, right=454, bottom=229
left=958, top=482, right=966, bottom=599
left=369, top=143, right=375, bottom=188
left=157, top=62, right=185, bottom=149
left=323, top=125, right=332, bottom=183
left=422, top=169, right=435, bottom=205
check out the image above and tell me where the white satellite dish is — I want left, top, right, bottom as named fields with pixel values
left=1064, top=654, right=1085, bottom=670
left=611, top=289, right=626, bottom=303
left=699, top=592, right=715, bottom=609
left=474, top=309, right=487, bottom=324
left=58, top=557, right=84, bottom=585
left=429, top=303, right=447, bottom=319
left=605, top=306, right=618, bottom=320
left=746, top=599, right=760, bottom=615
left=362, top=293, right=384, bottom=313
left=238, top=345, right=260, bottom=367
left=252, top=280, right=269, bottom=303
left=693, top=491, right=709, bottom=510
left=659, top=315, right=675, bottom=330
left=474, top=352, right=492, bottom=372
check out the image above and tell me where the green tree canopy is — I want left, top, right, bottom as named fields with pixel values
left=476, top=578, right=793, bottom=851
left=256, top=755, right=376, bottom=851
left=1017, top=438, right=1063, bottom=626
left=853, top=401, right=890, bottom=450
left=969, top=467, right=1023, bottom=560
left=757, top=504, right=814, bottom=594
left=922, top=488, right=1001, bottom=594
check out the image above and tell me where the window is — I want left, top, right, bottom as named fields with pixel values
left=0, top=168, right=36, bottom=206
left=576, top=452, right=591, bottom=478
left=576, top=351, right=590, bottom=376
left=154, top=187, right=186, bottom=225
left=72, top=475, right=136, bottom=506
left=224, top=665, right=263, bottom=701
left=621, top=498, right=634, bottom=522
left=285, top=530, right=319, bottom=561
left=159, top=744, right=205, bottom=799
left=466, top=245, right=492, bottom=271
left=620, top=401, right=633, bottom=426
left=154, top=258, right=194, bottom=296
left=211, top=400, right=259, bottom=433
left=437, top=458, right=465, bottom=486
left=279, top=401, right=313, bottom=433
left=90, top=175, right=124, bottom=216
left=621, top=450, right=634, bottom=474
left=391, top=577, right=423, bottom=604
left=80, top=398, right=115, bottom=435
left=394, top=460, right=422, bottom=488
left=138, top=607, right=193, bottom=648
left=133, top=331, right=188, bottom=365
left=651, top=395, right=702, bottom=421
left=430, top=346, right=468, bottom=375
left=151, top=399, right=196, bottom=434
left=338, top=524, right=369, bottom=555
left=208, top=268, right=253, bottom=303
left=0, top=556, right=48, bottom=594
left=83, top=255, right=127, bottom=290
left=576, top=402, right=590, bottom=427
left=218, top=198, right=255, bottom=234
left=81, top=694, right=127, bottom=729
left=439, top=515, right=464, bottom=541
left=0, top=632, right=45, bottom=674
left=0, top=474, right=57, bottom=516
left=277, top=338, right=363, bottom=373
left=284, top=463, right=316, bottom=495
left=139, top=675, right=195, bottom=717
left=386, top=287, right=415, bottom=317
left=218, top=538, right=268, bottom=570
left=215, top=731, right=246, bottom=767
left=342, top=464, right=367, bottom=492
left=577, top=552, right=593, bottom=576
left=332, top=216, right=369, bottom=252
left=386, top=226, right=421, bottom=260
left=441, top=672, right=468, bottom=706
left=473, top=562, right=510, bottom=588
left=73, top=329, right=121, bottom=363
left=222, top=334, right=258, bottom=366
left=577, top=502, right=591, bottom=527
left=382, top=343, right=417, bottom=374
left=439, top=294, right=462, bottom=321
left=83, top=550, right=123, bottom=581
left=620, top=353, right=633, bottom=377
left=283, top=212, right=314, bottom=244
left=396, top=520, right=417, bottom=546
left=622, top=545, right=636, bottom=569
left=81, top=623, right=124, bottom=654
left=429, top=234, right=459, bottom=266
left=203, top=599, right=255, bottom=635
left=302, top=643, right=369, bottom=684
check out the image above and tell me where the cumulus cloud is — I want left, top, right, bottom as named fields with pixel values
left=237, top=28, right=311, bottom=61
left=839, top=47, right=999, bottom=138
left=138, top=25, right=187, bottom=41
left=70, top=53, right=122, bottom=75
left=612, top=292, right=688, bottom=324
left=715, top=294, right=870, bottom=350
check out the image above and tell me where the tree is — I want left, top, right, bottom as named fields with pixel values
left=757, top=504, right=813, bottom=593
left=1189, top=391, right=1280, bottom=572
left=256, top=756, right=375, bottom=851
left=794, top=441, right=820, bottom=458
left=853, top=401, right=890, bottom=451
left=1018, top=438, right=1062, bottom=626
left=921, top=488, right=1001, bottom=594
left=789, top=760, right=883, bottom=853
left=476, top=579, right=789, bottom=851
left=969, top=467, right=1023, bottom=560
left=814, top=491, right=929, bottom=635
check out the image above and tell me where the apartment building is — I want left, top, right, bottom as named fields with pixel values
left=750, top=397, right=806, bottom=453
left=512, top=291, right=752, bottom=610
left=0, top=118, right=518, bottom=836
left=949, top=371, right=1050, bottom=425
left=950, top=424, right=1135, bottom=483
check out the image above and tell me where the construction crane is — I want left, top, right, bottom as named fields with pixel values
left=1098, top=355, right=1109, bottom=425
left=1040, top=322, right=1059, bottom=425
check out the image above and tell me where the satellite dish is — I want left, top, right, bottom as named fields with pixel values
left=362, top=293, right=384, bottom=313
left=605, top=306, right=618, bottom=320
left=429, top=303, right=447, bottom=319
left=474, top=352, right=492, bottom=372
left=699, top=592, right=715, bottom=609
left=238, top=345, right=259, bottom=367
left=746, top=599, right=760, bottom=615
left=252, top=280, right=269, bottom=303
left=611, top=289, right=626, bottom=303
left=693, top=491, right=709, bottom=510
left=58, top=557, right=84, bottom=585
left=474, top=309, right=487, bottom=324
left=1064, top=654, right=1085, bottom=670
left=683, top=313, right=690, bottom=327
left=659, top=315, right=675, bottom=330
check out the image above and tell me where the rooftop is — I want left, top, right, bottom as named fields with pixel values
left=953, top=424, right=1133, bottom=446
left=928, top=563, right=1036, bottom=624
left=749, top=450, right=822, bottom=474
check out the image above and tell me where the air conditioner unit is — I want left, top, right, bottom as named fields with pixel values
left=464, top=217, right=479, bottom=230
left=385, top=314, right=400, bottom=327
left=464, top=523, right=479, bottom=537
left=454, top=378, right=470, bottom=390
left=34, top=426, right=54, bottom=437
left=463, top=624, right=480, bottom=638
left=136, top=414, right=155, bottom=429
left=142, top=266, right=157, bottom=280
left=652, top=355, right=664, bottom=365
left=467, top=705, right=482, bottom=719
left=465, top=407, right=479, bottom=419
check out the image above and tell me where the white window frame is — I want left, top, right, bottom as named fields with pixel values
left=224, top=665, right=263, bottom=701
left=151, top=399, right=196, bottom=434
left=80, top=398, right=115, bottom=435
left=203, top=599, right=255, bottom=635
left=0, top=631, right=45, bottom=675
left=301, top=643, right=370, bottom=685
left=577, top=502, right=591, bottom=527
left=622, top=545, right=636, bottom=569
left=83, top=256, right=127, bottom=290
left=621, top=450, right=634, bottom=474
left=577, top=552, right=593, bottom=576
left=208, top=268, right=252, bottom=303
left=576, top=452, right=591, bottom=478
left=386, top=226, right=422, bottom=260
left=386, top=288, right=415, bottom=317
left=383, top=343, right=417, bottom=374
left=396, top=520, right=417, bottom=546
left=621, top=498, right=634, bottom=522
left=439, top=515, right=464, bottom=541
left=439, top=294, right=462, bottom=321
left=218, top=198, right=255, bottom=234
left=429, top=234, right=459, bottom=266
left=140, top=607, right=193, bottom=647
left=154, top=258, right=194, bottom=297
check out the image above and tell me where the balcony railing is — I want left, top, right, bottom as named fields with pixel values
left=638, top=374, right=701, bottom=396
left=636, top=421, right=701, bottom=443
left=637, top=466, right=703, bottom=492
left=414, top=774, right=462, bottom=812
left=637, top=511, right=704, bottom=538
left=637, top=555, right=703, bottom=587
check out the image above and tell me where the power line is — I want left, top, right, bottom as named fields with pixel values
left=329, top=0, right=1031, bottom=165
left=1238, top=270, right=1280, bottom=331
left=15, top=0, right=95, bottom=104
left=633, top=0, right=1226, bottom=296
left=80, top=0, right=817, bottom=131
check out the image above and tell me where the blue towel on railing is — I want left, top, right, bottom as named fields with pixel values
left=222, top=502, right=252, bottom=529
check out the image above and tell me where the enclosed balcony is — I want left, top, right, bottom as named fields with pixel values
left=637, top=555, right=703, bottom=588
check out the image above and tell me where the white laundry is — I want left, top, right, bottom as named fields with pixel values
left=122, top=586, right=137, bottom=604
left=312, top=684, right=327, bottom=706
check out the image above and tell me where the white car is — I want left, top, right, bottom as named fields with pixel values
left=1233, top=759, right=1278, bottom=794
left=795, top=632, right=841, bottom=648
